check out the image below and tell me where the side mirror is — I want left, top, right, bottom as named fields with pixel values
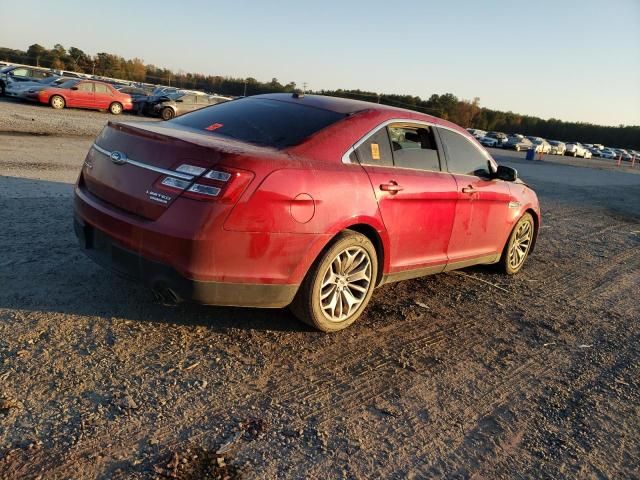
left=175, top=99, right=183, bottom=103
left=494, top=165, right=518, bottom=181
left=70, top=86, right=78, bottom=90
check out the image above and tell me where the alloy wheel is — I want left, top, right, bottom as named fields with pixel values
left=508, top=219, right=533, bottom=270
left=319, top=246, right=372, bottom=322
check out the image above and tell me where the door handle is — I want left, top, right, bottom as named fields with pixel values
left=380, top=181, right=403, bottom=194
left=462, top=186, right=476, bottom=194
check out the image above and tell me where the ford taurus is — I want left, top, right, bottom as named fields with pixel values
left=73, top=93, right=540, bottom=332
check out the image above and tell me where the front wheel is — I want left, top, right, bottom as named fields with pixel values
left=109, top=102, right=123, bottom=115
left=499, top=213, right=534, bottom=275
left=290, top=231, right=378, bottom=332
left=50, top=95, right=65, bottom=109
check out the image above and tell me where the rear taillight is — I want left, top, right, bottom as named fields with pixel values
left=154, top=164, right=253, bottom=203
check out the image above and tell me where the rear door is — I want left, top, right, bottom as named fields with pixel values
left=354, top=122, right=458, bottom=276
left=93, top=83, right=113, bottom=109
left=437, top=127, right=511, bottom=265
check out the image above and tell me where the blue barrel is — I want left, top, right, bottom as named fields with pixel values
left=525, top=148, right=535, bottom=161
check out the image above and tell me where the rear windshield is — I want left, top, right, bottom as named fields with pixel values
left=171, top=97, right=347, bottom=148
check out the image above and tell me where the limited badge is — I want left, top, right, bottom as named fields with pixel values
left=371, top=143, right=380, bottom=160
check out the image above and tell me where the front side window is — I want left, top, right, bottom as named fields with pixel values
left=181, top=94, right=197, bottom=104
left=438, top=128, right=491, bottom=176
left=354, top=127, right=393, bottom=166
left=388, top=124, right=440, bottom=171
left=77, top=82, right=94, bottom=92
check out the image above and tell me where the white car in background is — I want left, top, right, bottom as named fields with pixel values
left=565, top=142, right=590, bottom=157
left=466, top=128, right=487, bottom=139
left=479, top=136, right=499, bottom=147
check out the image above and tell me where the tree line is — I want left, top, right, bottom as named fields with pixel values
left=1, top=43, right=638, bottom=149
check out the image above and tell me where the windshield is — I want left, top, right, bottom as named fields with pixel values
left=172, top=97, right=347, bottom=149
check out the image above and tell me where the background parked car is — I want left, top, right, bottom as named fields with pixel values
left=5, top=74, right=63, bottom=97
left=466, top=128, right=487, bottom=139
left=565, top=142, right=590, bottom=157
left=548, top=141, right=566, bottom=155
left=531, top=139, right=551, bottom=154
left=149, top=92, right=232, bottom=120
left=485, top=131, right=509, bottom=147
left=36, top=79, right=133, bottom=114
left=479, top=136, right=499, bottom=147
left=504, top=137, right=533, bottom=152
left=0, top=65, right=56, bottom=95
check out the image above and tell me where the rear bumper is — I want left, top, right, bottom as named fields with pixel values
left=74, top=216, right=298, bottom=308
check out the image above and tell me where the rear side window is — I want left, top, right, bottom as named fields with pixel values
left=172, top=98, right=347, bottom=148
left=388, top=124, right=440, bottom=171
left=438, top=128, right=490, bottom=176
left=354, top=127, right=393, bottom=166
left=95, top=84, right=110, bottom=94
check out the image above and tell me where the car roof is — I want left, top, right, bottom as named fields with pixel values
left=252, top=93, right=441, bottom=119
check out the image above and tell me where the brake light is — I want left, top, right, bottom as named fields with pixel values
left=183, top=167, right=254, bottom=203
left=153, top=164, right=253, bottom=203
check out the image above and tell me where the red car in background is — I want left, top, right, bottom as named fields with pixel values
left=73, top=94, right=540, bottom=332
left=37, top=79, right=133, bottom=114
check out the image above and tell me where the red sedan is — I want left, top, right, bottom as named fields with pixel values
left=37, top=79, right=133, bottom=114
left=74, top=94, right=540, bottom=331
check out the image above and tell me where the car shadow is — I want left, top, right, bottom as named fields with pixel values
left=1, top=174, right=638, bottom=334
left=0, top=176, right=311, bottom=333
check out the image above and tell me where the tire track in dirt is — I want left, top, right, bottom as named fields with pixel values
left=401, top=245, right=639, bottom=478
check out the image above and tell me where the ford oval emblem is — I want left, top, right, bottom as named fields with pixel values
left=110, top=151, right=127, bottom=165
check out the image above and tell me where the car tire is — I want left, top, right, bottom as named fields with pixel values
left=50, top=95, right=65, bottom=109
left=109, top=102, right=123, bottom=115
left=498, top=212, right=534, bottom=275
left=290, top=230, right=378, bottom=332
left=161, top=107, right=175, bottom=121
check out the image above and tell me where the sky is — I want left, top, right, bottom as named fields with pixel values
left=1, top=0, right=639, bottom=126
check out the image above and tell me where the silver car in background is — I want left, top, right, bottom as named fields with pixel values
left=548, top=141, right=566, bottom=155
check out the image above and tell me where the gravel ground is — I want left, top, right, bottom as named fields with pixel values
left=0, top=97, right=157, bottom=137
left=0, top=100, right=639, bottom=479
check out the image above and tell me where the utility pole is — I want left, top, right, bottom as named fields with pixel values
left=243, top=80, right=247, bottom=97
left=303, top=82, right=307, bottom=94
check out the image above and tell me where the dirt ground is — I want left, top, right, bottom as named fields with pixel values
left=0, top=98, right=639, bottom=479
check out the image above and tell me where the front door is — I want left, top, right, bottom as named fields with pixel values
left=355, top=122, right=458, bottom=277
left=69, top=81, right=95, bottom=108
left=437, top=127, right=511, bottom=265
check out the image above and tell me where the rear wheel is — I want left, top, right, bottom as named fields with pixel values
left=50, top=95, right=65, bottom=109
left=109, top=102, right=123, bottom=115
left=499, top=213, right=534, bottom=275
left=161, top=107, right=175, bottom=120
left=290, top=230, right=378, bottom=332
